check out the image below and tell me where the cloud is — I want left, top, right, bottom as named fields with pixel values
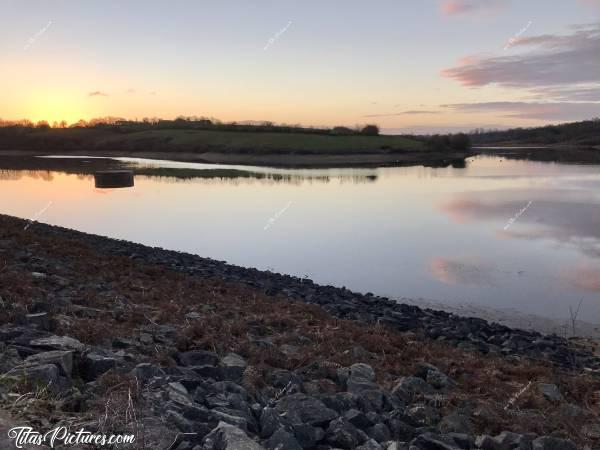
left=578, top=0, right=600, bottom=7
left=126, top=88, right=136, bottom=94
left=88, top=91, right=109, bottom=97
left=442, top=23, right=600, bottom=101
left=442, top=101, right=600, bottom=120
left=364, top=110, right=440, bottom=118
left=440, top=0, right=508, bottom=16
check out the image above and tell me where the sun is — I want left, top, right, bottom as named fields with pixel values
left=26, top=92, right=87, bottom=125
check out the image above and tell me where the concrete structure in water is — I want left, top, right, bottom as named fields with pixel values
left=94, top=170, right=135, bottom=188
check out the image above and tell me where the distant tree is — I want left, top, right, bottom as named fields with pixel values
left=449, top=133, right=471, bottom=150
left=330, top=126, right=355, bottom=136
left=36, top=120, right=50, bottom=130
left=361, top=124, right=380, bottom=136
left=59, top=120, right=68, bottom=128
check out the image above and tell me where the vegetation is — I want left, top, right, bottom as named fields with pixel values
left=0, top=117, right=472, bottom=156
left=470, top=118, right=600, bottom=147
left=0, top=214, right=598, bottom=447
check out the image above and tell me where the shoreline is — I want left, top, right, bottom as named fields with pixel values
left=0, top=149, right=475, bottom=169
left=1, top=213, right=599, bottom=448
left=2, top=213, right=597, bottom=369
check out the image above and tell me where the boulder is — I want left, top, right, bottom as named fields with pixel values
left=202, top=422, right=264, bottom=450
left=531, top=436, right=576, bottom=450
left=537, top=384, right=562, bottom=402
left=265, top=428, right=302, bottom=450
left=79, top=352, right=117, bottom=381
left=30, top=335, right=85, bottom=352
left=24, top=350, right=73, bottom=377
left=179, top=350, right=219, bottom=367
left=274, top=393, right=338, bottom=427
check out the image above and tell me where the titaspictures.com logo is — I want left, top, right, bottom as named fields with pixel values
left=8, top=426, right=135, bottom=448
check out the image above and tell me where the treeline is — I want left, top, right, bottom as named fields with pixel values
left=0, top=116, right=473, bottom=151
left=470, top=118, right=600, bottom=146
left=0, top=116, right=382, bottom=137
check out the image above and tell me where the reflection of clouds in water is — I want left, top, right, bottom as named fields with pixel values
left=430, top=257, right=497, bottom=286
left=440, top=189, right=600, bottom=259
left=562, top=263, right=600, bottom=292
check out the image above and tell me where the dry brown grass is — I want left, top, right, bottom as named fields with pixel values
left=1, top=215, right=600, bottom=446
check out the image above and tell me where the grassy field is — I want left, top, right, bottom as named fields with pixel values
left=0, top=128, right=427, bottom=154
left=92, top=129, right=429, bottom=154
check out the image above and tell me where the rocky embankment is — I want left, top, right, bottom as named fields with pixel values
left=0, top=213, right=599, bottom=449
left=33, top=216, right=599, bottom=372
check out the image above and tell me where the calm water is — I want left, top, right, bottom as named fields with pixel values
left=2, top=155, right=600, bottom=328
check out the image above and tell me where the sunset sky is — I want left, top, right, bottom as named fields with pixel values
left=1, top=0, right=599, bottom=133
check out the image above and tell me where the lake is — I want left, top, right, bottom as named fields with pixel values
left=2, top=155, right=600, bottom=334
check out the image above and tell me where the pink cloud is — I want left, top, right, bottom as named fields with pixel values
left=440, top=0, right=508, bottom=16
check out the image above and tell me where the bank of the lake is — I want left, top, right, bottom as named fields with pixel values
left=1, top=213, right=599, bottom=449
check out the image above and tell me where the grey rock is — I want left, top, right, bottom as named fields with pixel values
left=344, top=409, right=374, bottom=429
left=411, top=432, right=461, bottom=449
left=30, top=335, right=85, bottom=352
left=80, top=352, right=117, bottom=381
left=367, top=423, right=391, bottom=443
left=265, top=429, right=302, bottom=450
left=531, top=436, right=575, bottom=450
left=24, top=350, right=73, bottom=376
left=25, top=312, right=51, bottom=330
left=537, top=383, right=562, bottom=402
left=202, top=422, right=264, bottom=450
left=392, top=377, right=434, bottom=401
left=221, top=353, right=247, bottom=381
left=167, top=381, right=192, bottom=406
left=133, top=363, right=165, bottom=382
left=357, top=438, right=384, bottom=450
left=404, top=405, right=440, bottom=427
left=290, top=423, right=324, bottom=449
left=259, top=407, right=281, bottom=439
left=438, top=413, right=472, bottom=435
left=179, top=350, right=219, bottom=367
left=274, top=393, right=338, bottom=427
left=325, top=417, right=364, bottom=449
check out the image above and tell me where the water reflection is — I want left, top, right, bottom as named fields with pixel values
left=0, top=156, right=379, bottom=185
left=440, top=189, right=600, bottom=260
left=2, top=154, right=600, bottom=325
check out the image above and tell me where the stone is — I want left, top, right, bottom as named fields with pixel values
left=404, top=405, right=440, bottom=427
left=344, top=409, right=374, bottom=429
left=531, top=436, right=576, bottom=450
left=346, top=363, right=379, bottom=393
left=179, top=350, right=219, bottom=367
left=367, top=423, right=391, bottom=443
left=80, top=352, right=117, bottom=381
left=132, top=363, right=165, bottom=382
left=357, top=439, right=384, bottom=450
left=25, top=312, right=51, bottom=330
left=325, top=418, right=364, bottom=449
left=30, top=335, right=85, bottom=352
left=20, top=363, right=60, bottom=386
left=274, top=393, right=338, bottom=427
left=259, top=407, right=281, bottom=439
left=167, top=382, right=192, bottom=406
left=392, top=377, right=434, bottom=401
left=202, top=422, right=264, bottom=450
left=537, top=383, right=562, bottom=402
left=221, top=353, right=247, bottom=381
left=411, top=432, right=461, bottom=449
left=438, top=413, right=473, bottom=435
left=290, top=423, right=324, bottom=449
left=24, top=350, right=73, bottom=377
left=265, top=429, right=302, bottom=450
